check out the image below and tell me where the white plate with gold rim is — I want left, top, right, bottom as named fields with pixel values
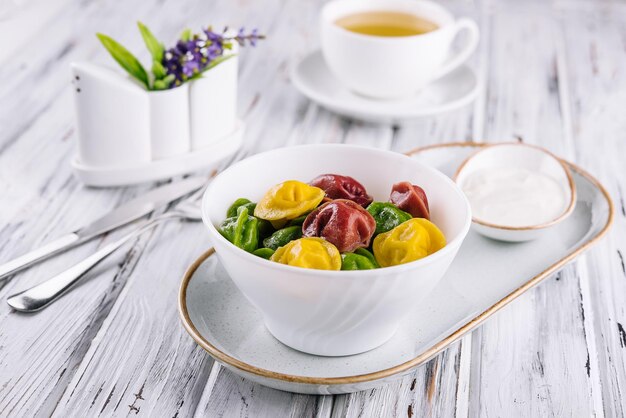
left=290, top=51, right=479, bottom=123
left=178, top=142, right=613, bottom=395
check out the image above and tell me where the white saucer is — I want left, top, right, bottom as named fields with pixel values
left=291, top=51, right=479, bottom=123
left=178, top=144, right=612, bottom=395
left=71, top=120, right=244, bottom=187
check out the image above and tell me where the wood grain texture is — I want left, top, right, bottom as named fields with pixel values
left=194, top=364, right=334, bottom=418
left=468, top=5, right=600, bottom=417
left=0, top=1, right=169, bottom=415
left=40, top=0, right=339, bottom=416
left=0, top=0, right=624, bottom=416
left=53, top=220, right=215, bottom=417
left=558, top=5, right=626, bottom=416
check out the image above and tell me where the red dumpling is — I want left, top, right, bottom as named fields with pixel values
left=309, top=174, right=373, bottom=207
left=389, top=182, right=430, bottom=219
left=302, top=199, right=376, bottom=253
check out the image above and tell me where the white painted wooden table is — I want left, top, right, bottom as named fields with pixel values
left=1, top=0, right=625, bottom=416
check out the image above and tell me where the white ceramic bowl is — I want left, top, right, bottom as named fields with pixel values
left=454, top=143, right=576, bottom=242
left=202, top=144, right=471, bottom=356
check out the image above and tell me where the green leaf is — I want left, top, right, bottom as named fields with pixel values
left=152, top=60, right=166, bottom=79
left=153, top=74, right=175, bottom=90
left=137, top=21, right=164, bottom=62
left=96, top=33, right=149, bottom=89
left=180, top=28, right=192, bottom=42
left=153, top=80, right=167, bottom=90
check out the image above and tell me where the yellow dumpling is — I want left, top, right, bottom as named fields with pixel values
left=270, top=237, right=341, bottom=270
left=254, top=180, right=325, bottom=227
left=373, top=218, right=446, bottom=267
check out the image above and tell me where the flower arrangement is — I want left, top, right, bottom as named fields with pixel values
left=97, top=23, right=264, bottom=90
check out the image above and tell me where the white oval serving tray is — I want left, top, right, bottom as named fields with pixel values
left=178, top=142, right=613, bottom=394
left=71, top=120, right=244, bottom=187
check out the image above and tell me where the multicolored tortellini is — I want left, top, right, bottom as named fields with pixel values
left=366, top=202, right=412, bottom=235
left=219, top=175, right=446, bottom=270
left=270, top=237, right=341, bottom=270
left=263, top=226, right=303, bottom=251
left=252, top=247, right=275, bottom=259
left=226, top=198, right=257, bottom=218
left=373, top=218, right=446, bottom=267
left=226, top=198, right=274, bottom=238
left=218, top=206, right=259, bottom=253
left=302, top=199, right=376, bottom=253
left=309, top=174, right=373, bottom=208
left=341, top=248, right=379, bottom=270
left=389, top=181, right=430, bottom=220
left=254, top=181, right=325, bottom=227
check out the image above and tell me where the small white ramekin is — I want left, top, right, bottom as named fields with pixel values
left=454, top=143, right=576, bottom=242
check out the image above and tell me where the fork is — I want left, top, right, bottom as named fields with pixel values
left=7, top=188, right=206, bottom=312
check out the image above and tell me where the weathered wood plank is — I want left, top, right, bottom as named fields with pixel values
left=51, top=220, right=216, bottom=417
left=328, top=1, right=484, bottom=416
left=194, top=364, right=334, bottom=418
left=329, top=114, right=477, bottom=418
left=557, top=5, right=626, bottom=416
left=467, top=6, right=599, bottom=417
left=0, top=0, right=182, bottom=416
left=52, top=0, right=346, bottom=416
left=331, top=339, right=473, bottom=418
left=188, top=3, right=384, bottom=416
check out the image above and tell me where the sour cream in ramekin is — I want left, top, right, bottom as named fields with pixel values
left=454, top=143, right=576, bottom=242
left=461, top=166, right=569, bottom=227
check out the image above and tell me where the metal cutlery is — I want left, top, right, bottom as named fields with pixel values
left=0, top=176, right=206, bottom=281
left=7, top=187, right=206, bottom=312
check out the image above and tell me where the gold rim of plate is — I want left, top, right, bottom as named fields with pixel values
left=178, top=141, right=615, bottom=386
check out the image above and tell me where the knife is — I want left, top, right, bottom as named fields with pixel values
left=0, top=176, right=206, bottom=281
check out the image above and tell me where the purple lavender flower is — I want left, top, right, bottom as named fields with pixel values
left=98, top=22, right=263, bottom=90
left=162, top=26, right=264, bottom=88
left=234, top=27, right=262, bottom=46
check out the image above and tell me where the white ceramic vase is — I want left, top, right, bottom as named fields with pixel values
left=149, top=83, right=191, bottom=159
left=189, top=54, right=238, bottom=151
left=72, top=57, right=238, bottom=169
left=72, top=62, right=151, bottom=168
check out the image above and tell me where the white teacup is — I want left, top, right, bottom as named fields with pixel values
left=320, top=0, right=479, bottom=99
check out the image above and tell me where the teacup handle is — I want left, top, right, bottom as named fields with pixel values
left=432, top=18, right=480, bottom=80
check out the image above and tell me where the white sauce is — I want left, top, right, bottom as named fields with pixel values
left=460, top=167, right=568, bottom=227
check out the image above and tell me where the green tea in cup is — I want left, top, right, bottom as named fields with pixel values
left=335, top=11, right=438, bottom=37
